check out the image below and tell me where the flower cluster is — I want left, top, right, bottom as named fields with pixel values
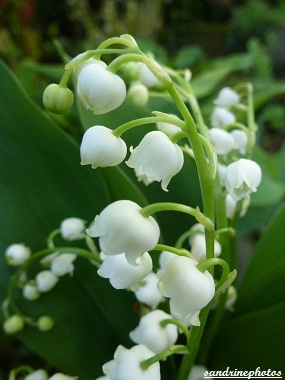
left=3, top=34, right=264, bottom=380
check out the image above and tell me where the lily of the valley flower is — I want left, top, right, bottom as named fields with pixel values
left=130, top=309, right=178, bottom=354
left=50, top=253, right=77, bottom=277
left=127, top=82, right=149, bottom=107
left=60, top=217, right=86, bottom=240
left=224, top=158, right=262, bottom=201
left=76, top=60, right=126, bottom=114
left=80, top=126, right=127, bottom=169
left=135, top=272, right=165, bottom=309
left=158, top=256, right=215, bottom=326
left=49, top=374, right=78, bottom=380
left=102, top=344, right=160, bottom=380
left=126, top=131, right=184, bottom=191
left=36, top=270, right=59, bottom=293
left=86, top=200, right=160, bottom=265
left=213, top=87, right=240, bottom=109
left=230, top=129, right=248, bottom=154
left=23, top=282, right=40, bottom=301
left=136, top=62, right=159, bottom=88
left=98, top=251, right=153, bottom=290
left=210, top=107, right=235, bottom=129
left=209, top=128, right=234, bottom=155
left=24, top=369, right=49, bottom=380
left=5, top=243, right=31, bottom=266
left=189, top=233, right=221, bottom=263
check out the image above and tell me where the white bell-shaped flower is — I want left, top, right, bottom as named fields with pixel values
left=224, top=158, right=262, bottom=201
left=49, top=374, right=77, bottom=380
left=126, top=131, right=184, bottom=191
left=24, top=369, right=49, bottom=380
left=23, top=282, right=40, bottom=301
left=98, top=252, right=152, bottom=290
left=80, top=126, right=127, bottom=169
left=36, top=270, right=59, bottom=293
left=213, top=87, right=240, bottom=108
left=189, top=233, right=221, bottom=262
left=230, top=129, right=248, bottom=154
left=60, top=217, right=86, bottom=240
left=158, top=256, right=215, bottom=326
left=158, top=251, right=176, bottom=271
left=209, top=128, right=234, bottom=155
left=210, top=107, right=235, bottom=129
left=76, top=60, right=126, bottom=114
left=50, top=253, right=77, bottom=277
left=86, top=200, right=160, bottom=265
left=102, top=344, right=160, bottom=380
left=130, top=309, right=178, bottom=354
left=5, top=243, right=31, bottom=266
left=135, top=272, right=165, bottom=309
left=156, top=114, right=181, bottom=136
left=225, top=193, right=237, bottom=219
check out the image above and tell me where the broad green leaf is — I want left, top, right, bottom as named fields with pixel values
left=208, top=203, right=285, bottom=369
left=0, top=60, right=138, bottom=378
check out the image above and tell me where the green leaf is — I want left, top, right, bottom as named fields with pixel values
left=0, top=60, right=138, bottom=378
left=191, top=54, right=253, bottom=98
left=208, top=203, right=285, bottom=370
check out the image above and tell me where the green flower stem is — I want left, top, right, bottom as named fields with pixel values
left=47, top=228, right=61, bottom=248
left=6, top=247, right=101, bottom=317
left=175, top=229, right=196, bottom=249
left=140, top=345, right=188, bottom=371
left=112, top=116, right=185, bottom=138
left=140, top=202, right=214, bottom=232
left=97, top=35, right=139, bottom=51
left=8, top=365, right=34, bottom=380
left=65, top=48, right=135, bottom=70
left=176, top=303, right=212, bottom=380
left=59, top=69, right=73, bottom=87
left=160, top=319, right=190, bottom=341
left=152, top=244, right=193, bottom=259
left=196, top=258, right=229, bottom=291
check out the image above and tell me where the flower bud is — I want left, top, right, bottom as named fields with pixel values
left=127, top=82, right=149, bottom=107
left=3, top=314, right=25, bottom=334
left=137, top=62, right=159, bottom=87
left=36, top=270, right=58, bottom=292
left=76, top=60, right=126, bottom=115
left=43, top=84, right=74, bottom=114
left=37, top=316, right=54, bottom=331
left=5, top=243, right=31, bottom=266
left=80, top=126, right=127, bottom=169
left=23, top=282, right=41, bottom=301
left=60, top=217, right=86, bottom=240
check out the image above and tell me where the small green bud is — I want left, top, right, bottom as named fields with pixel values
left=3, top=314, right=25, bottom=334
left=43, top=84, right=74, bottom=114
left=127, top=82, right=149, bottom=107
left=37, top=316, right=54, bottom=331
